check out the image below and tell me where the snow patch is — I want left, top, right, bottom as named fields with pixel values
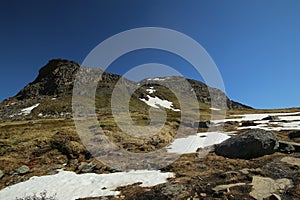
left=20, top=104, right=40, bottom=115
left=0, top=169, right=174, bottom=200
left=140, top=95, right=180, bottom=111
left=147, top=78, right=165, bottom=81
left=167, top=132, right=230, bottom=154
left=231, top=113, right=300, bottom=131
left=146, top=87, right=156, bottom=94
left=212, top=112, right=300, bottom=123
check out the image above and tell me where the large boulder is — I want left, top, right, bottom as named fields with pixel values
left=215, top=129, right=279, bottom=159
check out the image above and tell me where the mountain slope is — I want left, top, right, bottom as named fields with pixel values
left=0, top=58, right=251, bottom=121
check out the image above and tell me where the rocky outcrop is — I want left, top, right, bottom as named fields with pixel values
left=215, top=129, right=279, bottom=159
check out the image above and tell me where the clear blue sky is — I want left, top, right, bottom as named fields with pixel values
left=1, top=0, right=299, bottom=109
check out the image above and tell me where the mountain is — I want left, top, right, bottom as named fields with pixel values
left=2, top=59, right=300, bottom=200
left=0, top=58, right=251, bottom=121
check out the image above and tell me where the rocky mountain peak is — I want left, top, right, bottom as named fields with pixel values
left=16, top=59, right=80, bottom=100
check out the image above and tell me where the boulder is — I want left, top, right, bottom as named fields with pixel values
left=262, top=116, right=280, bottom=121
left=241, top=121, right=256, bottom=127
left=278, top=141, right=300, bottom=152
left=289, top=130, right=300, bottom=139
left=250, top=176, right=292, bottom=200
left=215, top=129, right=279, bottom=159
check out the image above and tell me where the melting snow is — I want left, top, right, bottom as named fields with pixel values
left=140, top=95, right=180, bottom=111
left=0, top=169, right=174, bottom=200
left=20, top=104, right=40, bottom=115
left=167, top=132, right=230, bottom=154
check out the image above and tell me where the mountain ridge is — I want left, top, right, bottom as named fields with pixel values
left=0, top=58, right=251, bottom=121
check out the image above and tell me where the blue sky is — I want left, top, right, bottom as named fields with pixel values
left=0, top=0, right=299, bottom=109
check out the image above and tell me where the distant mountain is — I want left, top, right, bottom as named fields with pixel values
left=0, top=59, right=251, bottom=121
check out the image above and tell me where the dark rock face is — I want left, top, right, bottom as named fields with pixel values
left=215, top=129, right=279, bottom=159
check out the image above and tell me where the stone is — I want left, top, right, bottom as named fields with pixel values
left=277, top=141, right=296, bottom=153
left=194, top=121, right=213, bottom=129
left=215, top=129, right=279, bottom=159
left=280, top=157, right=300, bottom=167
left=278, top=141, right=300, bottom=152
left=289, top=130, right=300, bottom=139
left=15, top=165, right=30, bottom=175
left=241, top=121, right=256, bottom=126
left=250, top=176, right=292, bottom=200
left=239, top=168, right=250, bottom=175
left=262, top=116, right=280, bottom=121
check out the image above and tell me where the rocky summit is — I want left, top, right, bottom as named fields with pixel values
left=1, top=59, right=300, bottom=200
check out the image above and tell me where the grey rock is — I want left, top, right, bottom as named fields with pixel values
left=15, top=165, right=30, bottom=175
left=215, top=129, right=279, bottom=159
